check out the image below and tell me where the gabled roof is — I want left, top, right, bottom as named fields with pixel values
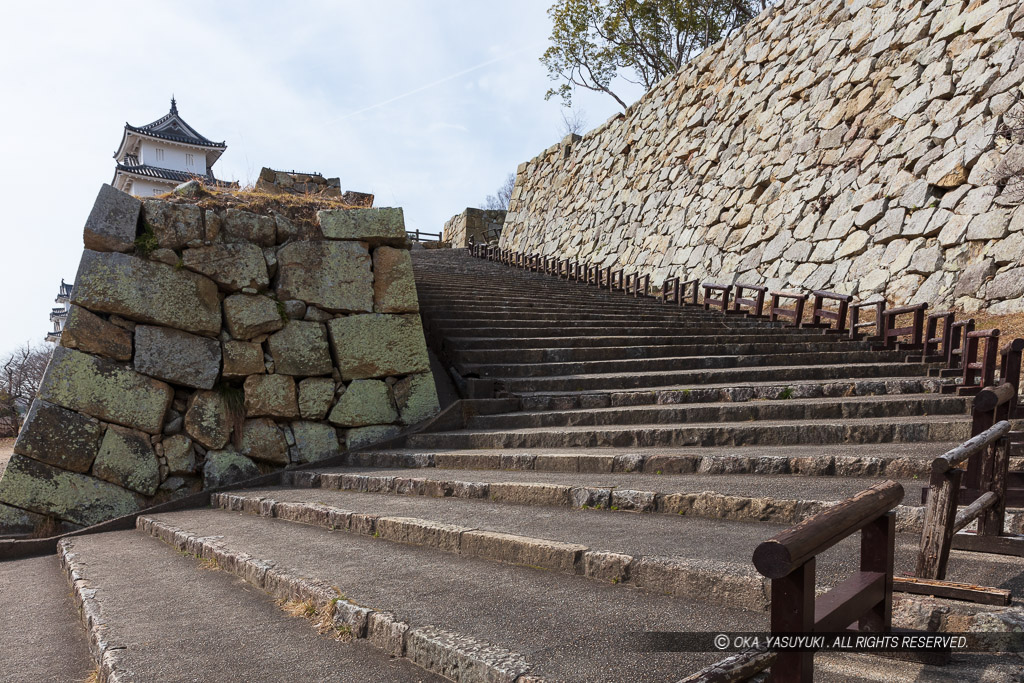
left=114, top=98, right=228, bottom=164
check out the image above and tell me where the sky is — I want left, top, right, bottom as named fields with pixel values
left=0, top=0, right=646, bottom=355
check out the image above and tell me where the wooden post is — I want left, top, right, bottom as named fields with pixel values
left=916, top=467, right=963, bottom=580
left=860, top=512, right=895, bottom=632
left=770, top=560, right=815, bottom=683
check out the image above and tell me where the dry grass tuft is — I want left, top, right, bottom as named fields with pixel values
left=153, top=185, right=360, bottom=227
left=279, top=598, right=318, bottom=619
left=278, top=597, right=354, bottom=641
left=30, top=516, right=62, bottom=539
left=82, top=668, right=100, bottom=683
left=197, top=556, right=221, bottom=572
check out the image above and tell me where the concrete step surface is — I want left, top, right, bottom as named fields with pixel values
left=59, top=531, right=441, bottom=682
left=0, top=554, right=92, bottom=683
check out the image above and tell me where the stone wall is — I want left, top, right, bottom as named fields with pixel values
left=0, top=184, right=439, bottom=534
left=443, top=208, right=506, bottom=248
left=502, top=0, right=1024, bottom=314
left=256, top=167, right=375, bottom=208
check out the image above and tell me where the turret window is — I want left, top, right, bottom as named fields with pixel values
left=155, top=148, right=164, bottom=162
left=186, top=153, right=195, bottom=167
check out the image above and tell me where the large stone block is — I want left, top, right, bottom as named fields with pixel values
left=327, top=314, right=430, bottom=380
left=181, top=243, right=270, bottom=292
left=328, top=379, right=398, bottom=427
left=243, top=375, right=299, bottom=418
left=0, top=454, right=141, bottom=527
left=134, top=325, right=222, bottom=390
left=393, top=372, right=440, bottom=425
left=93, top=425, right=160, bottom=496
left=372, top=246, right=418, bottom=313
left=346, top=425, right=401, bottom=449
left=60, top=306, right=133, bottom=361
left=71, top=250, right=221, bottom=336
left=986, top=267, right=1024, bottom=300
left=276, top=241, right=373, bottom=313
left=13, top=400, right=103, bottom=473
left=290, top=421, right=340, bottom=463
left=298, top=378, right=335, bottom=420
left=267, top=321, right=333, bottom=376
left=184, top=390, right=232, bottom=450
left=222, top=209, right=276, bottom=247
left=203, top=450, right=260, bottom=489
left=222, top=340, right=265, bottom=379
left=142, top=200, right=204, bottom=250
left=163, top=434, right=196, bottom=475
left=83, top=184, right=141, bottom=253
left=238, top=418, right=288, bottom=465
left=223, top=294, right=285, bottom=340
left=318, top=208, right=406, bottom=245
left=39, top=347, right=172, bottom=434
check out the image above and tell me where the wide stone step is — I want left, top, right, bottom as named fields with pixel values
left=519, top=377, right=950, bottom=410
left=501, top=362, right=935, bottom=393
left=205, top=487, right=1024, bottom=601
left=342, top=442, right=965, bottom=479
left=418, top=305, right=754, bottom=323
left=463, top=350, right=909, bottom=378
left=417, top=299, right=731, bottom=316
left=453, top=339, right=878, bottom=364
left=447, top=332, right=866, bottom=350
left=407, top=415, right=971, bottom=449
left=140, top=508, right=767, bottom=682
left=467, top=394, right=968, bottom=430
left=0, top=554, right=92, bottom=683
left=58, top=531, right=438, bottom=682
left=431, top=318, right=772, bottom=333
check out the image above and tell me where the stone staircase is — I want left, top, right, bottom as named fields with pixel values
left=4, top=248, right=1024, bottom=683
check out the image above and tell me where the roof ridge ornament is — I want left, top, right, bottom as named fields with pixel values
left=170, top=95, right=178, bottom=115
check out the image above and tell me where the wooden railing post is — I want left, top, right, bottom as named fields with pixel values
left=769, top=292, right=806, bottom=328
left=860, top=511, right=895, bottom=632
left=769, top=560, right=815, bottom=683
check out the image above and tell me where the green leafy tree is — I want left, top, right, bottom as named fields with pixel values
left=542, top=0, right=767, bottom=110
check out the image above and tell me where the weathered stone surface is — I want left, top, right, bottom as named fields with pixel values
left=953, top=260, right=996, bottom=298
left=372, top=247, right=418, bottom=313
left=244, top=375, right=299, bottom=418
left=60, top=305, right=133, bottom=361
left=163, top=434, right=196, bottom=475
left=72, top=250, right=221, bottom=336
left=289, top=421, right=340, bottom=463
left=298, top=377, right=335, bottom=420
left=142, top=200, right=203, bottom=250
left=986, top=267, right=1024, bottom=300
left=0, top=502, right=45, bottom=535
left=406, top=626, right=530, bottom=683
left=461, top=530, right=585, bottom=572
left=181, top=243, right=270, bottom=292
left=222, top=340, right=265, bottom=379
left=0, top=454, right=141, bottom=526
left=237, top=418, right=288, bottom=465
left=184, top=390, right=232, bottom=450
left=202, top=450, right=260, bottom=489
left=327, top=314, right=430, bottom=380
left=221, top=209, right=276, bottom=247
left=267, top=321, right=333, bottom=376
left=134, top=325, right=222, bottom=390
left=328, top=379, right=398, bottom=427
left=93, top=425, right=160, bottom=496
left=223, top=294, right=284, bottom=340
left=346, top=425, right=401, bottom=449
left=318, top=208, right=406, bottom=245
left=39, top=347, right=172, bottom=434
left=13, top=400, right=103, bottom=473
left=393, top=372, right=440, bottom=425
left=83, top=184, right=141, bottom=253
left=276, top=241, right=373, bottom=313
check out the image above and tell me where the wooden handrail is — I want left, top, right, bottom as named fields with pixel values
left=769, top=292, right=806, bottom=327
left=931, top=420, right=1012, bottom=475
left=810, top=290, right=852, bottom=333
left=753, top=480, right=903, bottom=579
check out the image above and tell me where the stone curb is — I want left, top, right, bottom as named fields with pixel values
left=137, top=516, right=539, bottom=683
left=211, top=492, right=771, bottom=611
left=281, top=471, right=1024, bottom=534
left=57, top=538, right=131, bottom=683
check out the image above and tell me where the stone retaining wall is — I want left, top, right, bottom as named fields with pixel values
left=442, top=208, right=506, bottom=248
left=501, top=0, right=1024, bottom=314
left=0, top=184, right=439, bottom=533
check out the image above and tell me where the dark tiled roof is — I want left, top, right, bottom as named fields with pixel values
left=124, top=122, right=226, bottom=149
left=58, top=280, right=73, bottom=297
left=115, top=163, right=237, bottom=188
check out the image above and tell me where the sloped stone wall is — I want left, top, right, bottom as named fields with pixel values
left=502, top=0, right=1024, bottom=314
left=443, top=208, right=507, bottom=248
left=0, top=184, right=439, bottom=533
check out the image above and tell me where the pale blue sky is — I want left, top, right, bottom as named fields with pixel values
left=0, top=1, right=645, bottom=353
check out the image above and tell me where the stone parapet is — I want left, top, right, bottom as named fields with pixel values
left=443, top=208, right=506, bottom=248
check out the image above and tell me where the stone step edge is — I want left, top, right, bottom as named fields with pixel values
left=280, top=472, right=1024, bottom=535
left=136, top=516, right=540, bottom=683
left=347, top=449, right=1017, bottom=479
left=58, top=538, right=140, bottom=683
left=211, top=492, right=772, bottom=612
